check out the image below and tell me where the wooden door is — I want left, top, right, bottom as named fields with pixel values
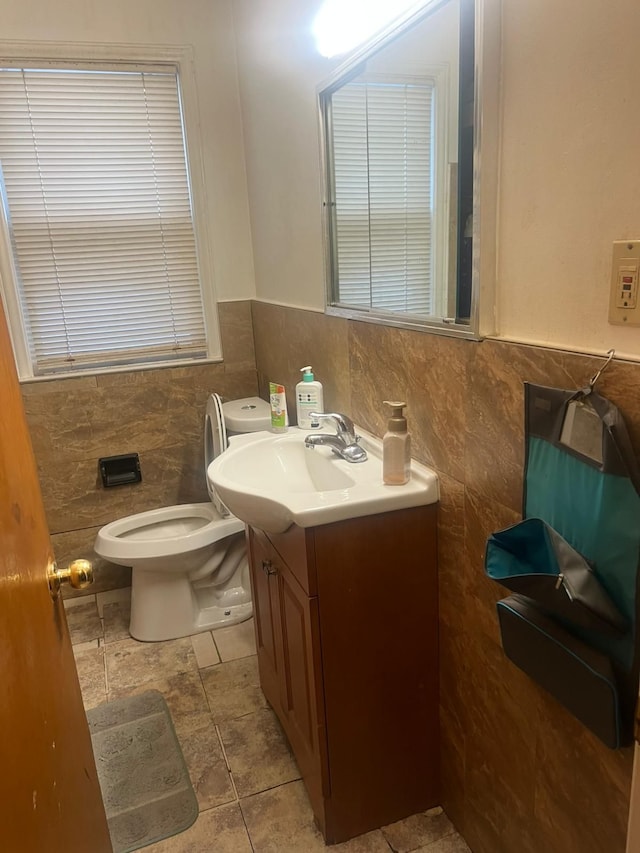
left=627, top=735, right=640, bottom=851
left=0, top=299, right=111, bottom=852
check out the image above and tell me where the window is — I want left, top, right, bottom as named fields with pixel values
left=331, top=78, right=436, bottom=315
left=0, top=58, right=217, bottom=378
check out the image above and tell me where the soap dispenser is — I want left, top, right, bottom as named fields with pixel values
left=383, top=401, right=411, bottom=485
left=296, top=366, right=324, bottom=429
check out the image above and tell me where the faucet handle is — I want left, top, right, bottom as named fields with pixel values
left=310, top=412, right=356, bottom=440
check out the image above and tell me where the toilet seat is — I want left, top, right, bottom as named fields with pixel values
left=95, top=503, right=244, bottom=563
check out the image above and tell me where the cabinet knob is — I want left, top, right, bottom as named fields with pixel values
left=262, top=559, right=278, bottom=576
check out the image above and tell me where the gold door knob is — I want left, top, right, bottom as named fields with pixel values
left=48, top=558, right=94, bottom=600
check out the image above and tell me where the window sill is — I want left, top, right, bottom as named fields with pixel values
left=18, top=355, right=224, bottom=385
left=325, top=305, right=482, bottom=341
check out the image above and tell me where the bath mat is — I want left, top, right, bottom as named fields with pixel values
left=87, top=690, right=198, bottom=852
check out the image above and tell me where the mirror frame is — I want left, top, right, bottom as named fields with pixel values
left=317, top=0, right=501, bottom=340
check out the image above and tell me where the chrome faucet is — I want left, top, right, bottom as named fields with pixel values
left=304, top=412, right=368, bottom=463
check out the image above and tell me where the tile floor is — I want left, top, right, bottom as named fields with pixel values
left=67, top=589, right=470, bottom=853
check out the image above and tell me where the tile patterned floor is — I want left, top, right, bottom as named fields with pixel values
left=68, top=589, right=470, bottom=853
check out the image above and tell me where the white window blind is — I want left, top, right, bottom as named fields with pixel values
left=331, top=79, right=434, bottom=315
left=0, top=66, right=207, bottom=374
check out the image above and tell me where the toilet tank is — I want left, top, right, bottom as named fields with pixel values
left=222, top=396, right=271, bottom=435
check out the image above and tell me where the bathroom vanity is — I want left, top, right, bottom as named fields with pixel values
left=247, top=504, right=439, bottom=844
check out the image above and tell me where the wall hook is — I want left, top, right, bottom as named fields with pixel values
left=589, top=348, right=616, bottom=390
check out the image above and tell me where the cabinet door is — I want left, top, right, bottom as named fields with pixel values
left=248, top=527, right=328, bottom=829
left=248, top=529, right=282, bottom=712
left=279, top=565, right=325, bottom=779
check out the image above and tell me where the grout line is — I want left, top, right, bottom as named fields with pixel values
left=236, top=778, right=304, bottom=804
left=215, top=724, right=232, bottom=773
left=215, top=723, right=240, bottom=803
left=103, top=645, right=110, bottom=694
left=236, top=797, right=257, bottom=853
left=197, top=669, right=214, bottom=716
left=225, top=708, right=263, bottom=724
left=52, top=522, right=107, bottom=535
left=421, top=829, right=465, bottom=850
left=71, top=638, right=100, bottom=652
left=63, top=593, right=97, bottom=610
left=227, top=767, right=241, bottom=805
left=210, top=630, right=222, bottom=662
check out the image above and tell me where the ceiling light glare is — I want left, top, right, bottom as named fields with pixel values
left=313, top=0, right=423, bottom=58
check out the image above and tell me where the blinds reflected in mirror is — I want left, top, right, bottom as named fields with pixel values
left=331, top=79, right=434, bottom=315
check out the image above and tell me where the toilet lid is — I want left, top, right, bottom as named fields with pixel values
left=205, top=393, right=229, bottom=511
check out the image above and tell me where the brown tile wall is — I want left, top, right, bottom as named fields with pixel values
left=251, top=300, right=636, bottom=853
left=21, top=300, right=258, bottom=599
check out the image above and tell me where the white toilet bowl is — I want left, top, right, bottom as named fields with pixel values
left=94, top=394, right=271, bottom=642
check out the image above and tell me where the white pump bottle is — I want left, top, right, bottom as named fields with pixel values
left=296, top=366, right=324, bottom=429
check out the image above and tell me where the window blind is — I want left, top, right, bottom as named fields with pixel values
left=0, top=66, right=207, bottom=374
left=331, top=80, right=434, bottom=315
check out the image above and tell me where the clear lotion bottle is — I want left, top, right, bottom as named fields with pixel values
left=383, top=401, right=411, bottom=485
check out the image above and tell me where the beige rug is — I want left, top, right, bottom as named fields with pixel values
left=87, top=690, right=198, bottom=852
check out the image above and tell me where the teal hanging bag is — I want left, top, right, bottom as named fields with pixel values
left=486, top=516, right=626, bottom=635
left=485, top=375, right=640, bottom=748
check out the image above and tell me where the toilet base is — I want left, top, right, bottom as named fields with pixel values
left=129, top=566, right=252, bottom=642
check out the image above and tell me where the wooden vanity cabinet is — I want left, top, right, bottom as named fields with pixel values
left=247, top=504, right=439, bottom=845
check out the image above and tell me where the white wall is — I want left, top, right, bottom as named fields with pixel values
left=366, top=0, right=460, bottom=164
left=234, top=0, right=640, bottom=359
left=498, top=0, right=640, bottom=358
left=233, top=0, right=333, bottom=311
left=0, top=0, right=255, bottom=303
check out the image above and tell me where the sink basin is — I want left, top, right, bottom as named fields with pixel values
left=207, top=426, right=439, bottom=534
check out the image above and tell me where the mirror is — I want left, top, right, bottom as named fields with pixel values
left=319, top=0, right=497, bottom=339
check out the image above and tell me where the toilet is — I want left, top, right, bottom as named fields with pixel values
left=94, top=394, right=271, bottom=642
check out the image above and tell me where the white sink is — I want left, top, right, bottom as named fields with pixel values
left=207, top=426, right=439, bottom=534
